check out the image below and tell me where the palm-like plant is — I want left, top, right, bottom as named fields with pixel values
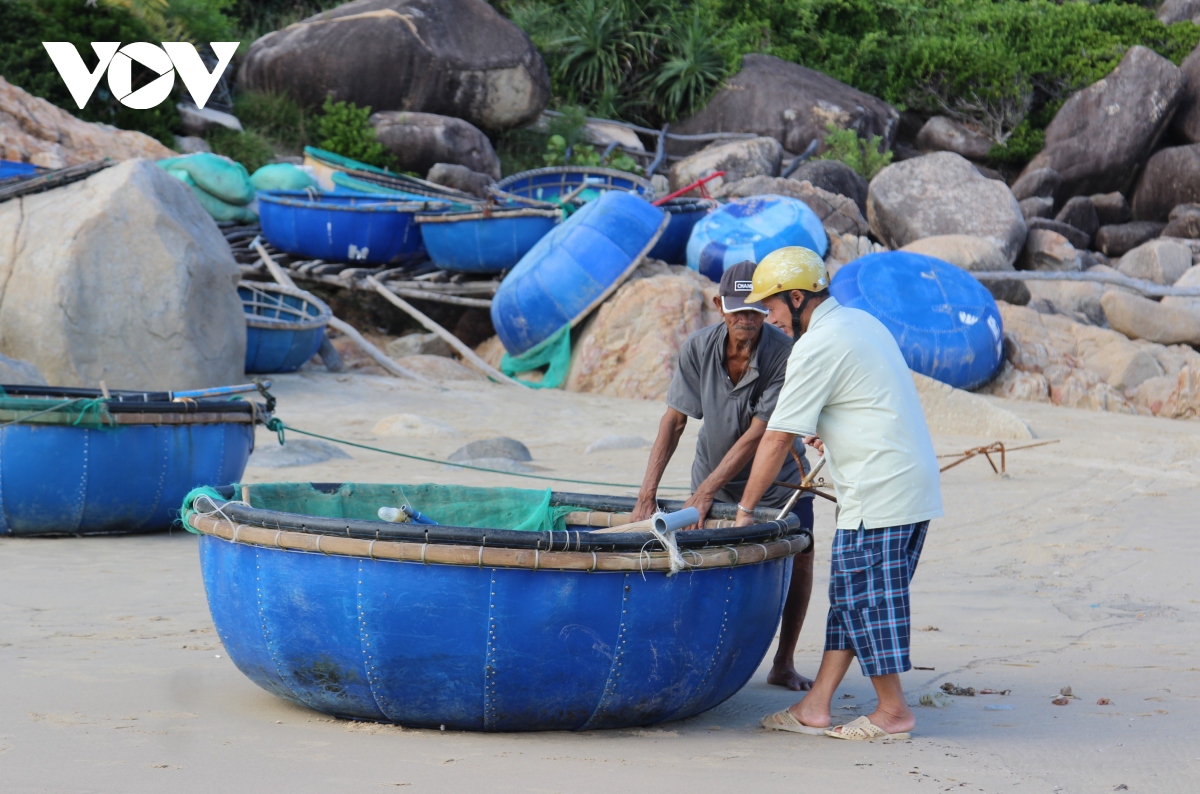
left=651, top=9, right=728, bottom=122
left=553, top=0, right=642, bottom=103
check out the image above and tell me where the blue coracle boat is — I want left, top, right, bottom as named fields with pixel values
left=186, top=483, right=809, bottom=730
left=259, top=191, right=445, bottom=264
left=0, top=385, right=266, bottom=536
left=491, top=191, right=667, bottom=355
left=648, top=198, right=717, bottom=265
left=687, top=195, right=829, bottom=281
left=495, top=166, right=653, bottom=204
left=415, top=206, right=560, bottom=274
left=831, top=250, right=1005, bottom=390
left=241, top=281, right=332, bottom=373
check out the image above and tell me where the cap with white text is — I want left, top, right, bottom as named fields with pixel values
left=718, top=261, right=768, bottom=314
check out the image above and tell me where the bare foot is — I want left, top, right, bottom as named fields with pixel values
left=785, top=696, right=831, bottom=730
left=767, top=664, right=814, bottom=691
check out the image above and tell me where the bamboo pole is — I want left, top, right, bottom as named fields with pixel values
left=366, top=275, right=524, bottom=386
left=972, top=269, right=1200, bottom=298
left=252, top=241, right=438, bottom=386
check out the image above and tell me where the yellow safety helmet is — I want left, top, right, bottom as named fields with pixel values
left=744, top=246, right=829, bottom=304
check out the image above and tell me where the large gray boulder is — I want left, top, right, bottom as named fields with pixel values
left=667, top=54, right=899, bottom=157
left=1021, top=47, right=1184, bottom=200
left=914, top=116, right=993, bottom=160
left=788, top=159, right=868, bottom=215
left=426, top=163, right=494, bottom=198
left=1102, top=289, right=1200, bottom=346
left=0, top=159, right=244, bottom=389
left=1171, top=43, right=1200, bottom=143
left=1094, top=221, right=1165, bottom=257
left=1117, top=239, right=1192, bottom=285
left=1131, top=144, right=1200, bottom=222
left=370, top=111, right=500, bottom=179
left=238, top=0, right=549, bottom=131
left=1159, top=0, right=1200, bottom=24
left=668, top=136, right=781, bottom=194
left=867, top=152, right=1026, bottom=265
left=1018, top=229, right=1082, bottom=272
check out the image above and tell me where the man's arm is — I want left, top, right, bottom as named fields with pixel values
left=632, top=407, right=688, bottom=521
left=733, top=429, right=797, bottom=526
left=682, top=417, right=770, bottom=526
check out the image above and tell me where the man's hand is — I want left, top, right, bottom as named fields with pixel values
left=681, top=489, right=714, bottom=530
left=631, top=493, right=658, bottom=523
left=803, top=435, right=824, bottom=455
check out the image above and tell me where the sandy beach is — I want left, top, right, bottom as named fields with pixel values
left=2, top=371, right=1199, bottom=793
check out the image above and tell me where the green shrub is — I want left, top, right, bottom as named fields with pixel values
left=102, top=0, right=235, bottom=43
left=0, top=0, right=180, bottom=146
left=205, top=128, right=276, bottom=173
left=542, top=134, right=643, bottom=173
left=315, top=97, right=395, bottom=170
left=234, top=90, right=312, bottom=152
left=816, top=125, right=893, bottom=179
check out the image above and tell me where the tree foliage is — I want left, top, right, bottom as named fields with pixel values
left=503, top=0, right=1200, bottom=163
left=816, top=124, right=893, bottom=179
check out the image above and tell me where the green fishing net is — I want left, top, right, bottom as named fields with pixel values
left=500, top=324, right=572, bottom=390
left=182, top=482, right=579, bottom=533
left=0, top=394, right=115, bottom=428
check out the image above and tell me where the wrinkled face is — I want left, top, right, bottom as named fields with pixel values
left=761, top=293, right=796, bottom=338
left=715, top=296, right=765, bottom=343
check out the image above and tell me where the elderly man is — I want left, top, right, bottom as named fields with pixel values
left=632, top=260, right=817, bottom=691
left=735, top=246, right=943, bottom=740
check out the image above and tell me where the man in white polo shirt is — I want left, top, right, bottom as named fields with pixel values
left=734, top=246, right=943, bottom=741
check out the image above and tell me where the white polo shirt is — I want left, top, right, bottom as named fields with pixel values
left=767, top=298, right=943, bottom=530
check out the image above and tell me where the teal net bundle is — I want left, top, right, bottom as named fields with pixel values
left=0, top=394, right=114, bottom=428
left=500, top=325, right=572, bottom=390
left=183, top=482, right=581, bottom=533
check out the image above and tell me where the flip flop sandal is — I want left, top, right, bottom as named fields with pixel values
left=825, top=716, right=911, bottom=741
left=760, top=709, right=829, bottom=735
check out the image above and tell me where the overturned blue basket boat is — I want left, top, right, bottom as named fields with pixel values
left=187, top=482, right=808, bottom=731
left=687, top=195, right=829, bottom=281
left=496, top=166, right=653, bottom=205
left=241, top=281, right=332, bottom=373
left=648, top=197, right=717, bottom=265
left=415, top=206, right=560, bottom=274
left=491, top=190, right=667, bottom=356
left=259, top=191, right=447, bottom=264
left=831, top=250, right=1005, bottom=391
left=0, top=385, right=266, bottom=536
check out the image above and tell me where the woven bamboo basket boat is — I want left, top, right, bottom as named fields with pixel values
left=186, top=482, right=810, bottom=731
left=240, top=281, right=332, bottom=374
left=0, top=385, right=265, bottom=536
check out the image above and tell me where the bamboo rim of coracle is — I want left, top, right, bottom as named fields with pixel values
left=188, top=512, right=808, bottom=573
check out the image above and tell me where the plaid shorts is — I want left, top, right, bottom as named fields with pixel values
left=825, top=521, right=929, bottom=677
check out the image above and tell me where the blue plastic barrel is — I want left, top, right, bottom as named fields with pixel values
left=416, top=207, right=560, bottom=274
left=491, top=191, right=667, bottom=355
left=259, top=191, right=441, bottom=264
left=241, top=282, right=331, bottom=373
left=648, top=198, right=717, bottom=265
left=687, top=195, right=828, bottom=282
left=830, top=251, right=1004, bottom=390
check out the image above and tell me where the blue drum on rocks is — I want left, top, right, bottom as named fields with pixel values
left=687, top=195, right=828, bottom=282
left=831, top=250, right=1004, bottom=390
